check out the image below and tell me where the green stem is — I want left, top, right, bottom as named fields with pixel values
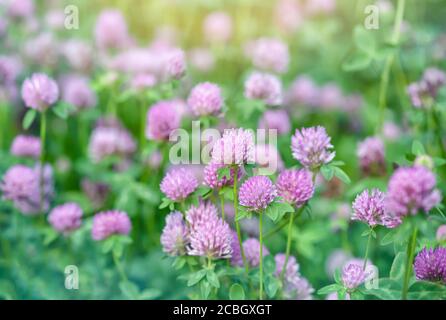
left=233, top=166, right=248, bottom=275
left=76, top=115, right=83, bottom=156
left=207, top=256, right=212, bottom=269
left=161, top=142, right=169, bottom=172
left=1, top=236, right=11, bottom=266
left=259, top=210, right=264, bottom=300
left=376, top=0, right=406, bottom=134
left=15, top=209, right=23, bottom=254
left=280, top=211, right=295, bottom=284
left=363, top=228, right=374, bottom=270
left=66, top=237, right=74, bottom=259
left=140, top=97, right=146, bottom=153
left=341, top=227, right=351, bottom=253
left=186, top=258, right=195, bottom=272
left=402, top=226, right=418, bottom=300
left=311, top=171, right=317, bottom=184
left=78, top=112, right=88, bottom=157
left=0, top=105, right=7, bottom=149
left=180, top=201, right=187, bottom=213
left=430, top=106, right=446, bottom=158
left=393, top=56, right=411, bottom=112
left=39, top=111, right=47, bottom=213
left=377, top=57, right=394, bottom=134
left=220, top=193, right=225, bottom=221
left=107, top=84, right=117, bottom=117
left=113, top=251, right=128, bottom=283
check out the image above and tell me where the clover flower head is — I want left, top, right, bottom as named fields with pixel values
left=258, top=109, right=291, bottom=135
left=291, top=126, right=335, bottom=170
left=187, top=214, right=233, bottom=259
left=48, top=202, right=83, bottom=234
left=91, top=210, right=131, bottom=241
left=352, top=189, right=400, bottom=228
left=342, top=262, right=366, bottom=290
left=131, top=73, right=157, bottom=90
left=243, top=238, right=270, bottom=267
left=21, top=73, right=59, bottom=111
left=10, top=135, right=41, bottom=159
left=160, top=168, right=199, bottom=202
left=239, top=176, right=277, bottom=212
left=186, top=201, right=219, bottom=231
left=1, top=164, right=53, bottom=215
left=62, top=75, right=97, bottom=110
left=203, top=11, right=233, bottom=43
left=94, top=9, right=131, bottom=50
left=249, top=37, right=289, bottom=74
left=436, top=225, right=446, bottom=242
left=161, top=211, right=189, bottom=256
left=414, top=247, right=446, bottom=284
left=88, top=124, right=136, bottom=162
left=386, top=166, right=441, bottom=217
left=286, top=75, right=319, bottom=106
left=146, top=100, right=181, bottom=141
left=165, top=48, right=186, bottom=80
left=244, top=72, right=282, bottom=106
left=357, top=137, right=386, bottom=176
left=274, top=253, right=300, bottom=281
left=276, top=169, right=314, bottom=206
left=8, top=0, right=35, bottom=19
left=187, top=82, right=223, bottom=116
left=283, top=276, right=314, bottom=300
left=211, top=128, right=255, bottom=166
